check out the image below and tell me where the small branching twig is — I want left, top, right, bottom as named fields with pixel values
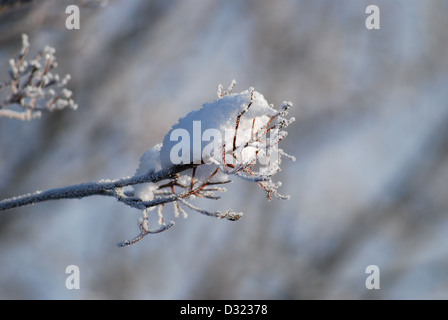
left=0, top=81, right=294, bottom=247
left=0, top=34, right=77, bottom=120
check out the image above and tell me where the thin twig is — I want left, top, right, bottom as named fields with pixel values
left=0, top=164, right=192, bottom=212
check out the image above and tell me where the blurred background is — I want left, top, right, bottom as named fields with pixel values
left=1, top=0, right=448, bottom=299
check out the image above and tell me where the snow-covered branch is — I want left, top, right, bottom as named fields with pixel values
left=0, top=81, right=294, bottom=247
left=0, top=164, right=191, bottom=211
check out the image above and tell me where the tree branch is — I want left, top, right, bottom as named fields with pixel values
left=0, top=81, right=295, bottom=246
left=0, top=164, right=192, bottom=212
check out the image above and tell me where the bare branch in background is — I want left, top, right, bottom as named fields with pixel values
left=0, top=0, right=32, bottom=13
left=0, top=34, right=77, bottom=120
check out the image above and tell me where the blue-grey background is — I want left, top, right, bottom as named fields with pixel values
left=1, top=0, right=448, bottom=299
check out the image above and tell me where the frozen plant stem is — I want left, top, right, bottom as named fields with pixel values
left=0, top=165, right=191, bottom=211
left=0, top=81, right=295, bottom=246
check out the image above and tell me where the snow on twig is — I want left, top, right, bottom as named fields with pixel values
left=0, top=81, right=294, bottom=246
